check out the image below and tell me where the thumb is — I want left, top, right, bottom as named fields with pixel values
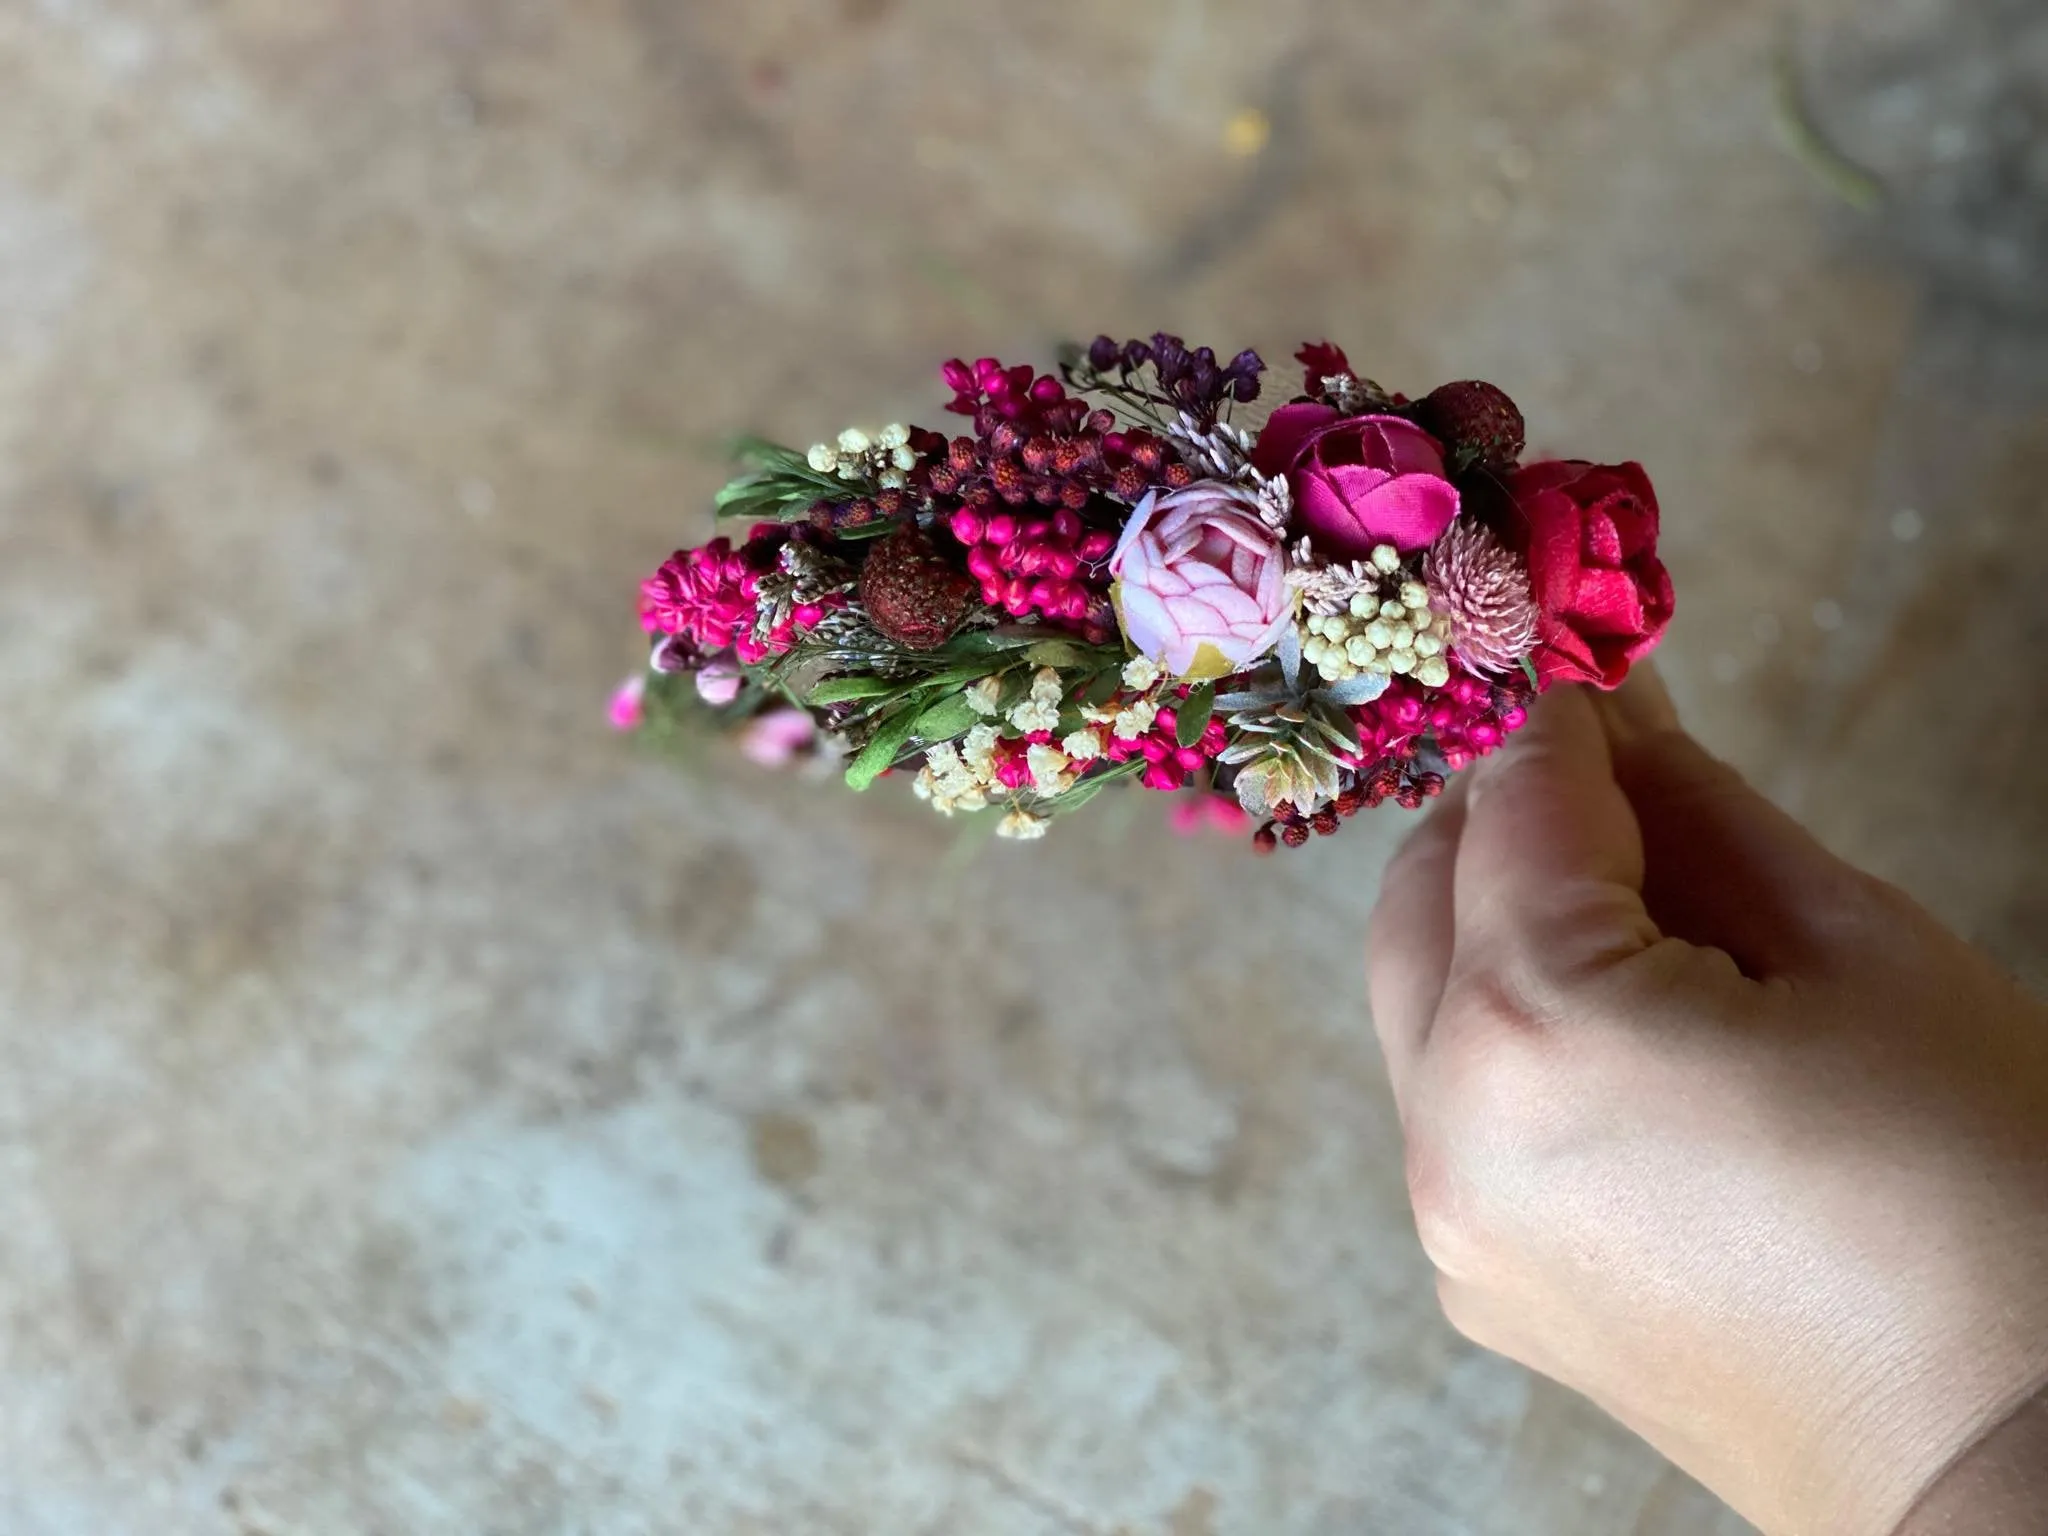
left=1451, top=683, right=1660, bottom=988
left=1596, top=666, right=1866, bottom=979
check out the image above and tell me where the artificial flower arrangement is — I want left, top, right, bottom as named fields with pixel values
left=614, top=338, right=1673, bottom=850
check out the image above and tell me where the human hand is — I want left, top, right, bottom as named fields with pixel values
left=1365, top=668, right=2048, bottom=1536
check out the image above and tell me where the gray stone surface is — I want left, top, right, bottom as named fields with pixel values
left=0, top=2, right=2040, bottom=1532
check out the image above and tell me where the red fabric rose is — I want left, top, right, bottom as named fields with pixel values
left=1500, top=460, right=1673, bottom=689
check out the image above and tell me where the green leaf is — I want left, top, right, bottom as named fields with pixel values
left=1517, top=655, right=1541, bottom=690
left=1175, top=682, right=1215, bottom=747
left=844, top=704, right=923, bottom=792
left=712, top=437, right=854, bottom=524
left=727, top=435, right=810, bottom=471
left=911, top=692, right=983, bottom=743
left=828, top=518, right=901, bottom=541
left=714, top=482, right=821, bottom=524
left=1315, top=708, right=1362, bottom=755
left=808, top=674, right=896, bottom=705
left=1041, top=760, right=1143, bottom=815
left=911, top=662, right=1007, bottom=695
left=1022, top=639, right=1094, bottom=670
left=936, top=626, right=1057, bottom=660
left=1082, top=666, right=1124, bottom=707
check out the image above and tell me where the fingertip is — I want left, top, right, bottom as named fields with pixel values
left=1464, top=682, right=1617, bottom=825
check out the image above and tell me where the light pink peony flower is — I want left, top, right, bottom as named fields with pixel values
left=1251, top=404, right=1461, bottom=560
left=1109, top=482, right=1292, bottom=680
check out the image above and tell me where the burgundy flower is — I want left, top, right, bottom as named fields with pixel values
left=858, top=524, right=977, bottom=651
left=1295, top=340, right=1352, bottom=398
left=1417, top=380, right=1526, bottom=475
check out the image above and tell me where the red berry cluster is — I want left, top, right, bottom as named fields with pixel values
left=1251, top=765, right=1449, bottom=853
left=1353, top=674, right=1533, bottom=773
left=1105, top=703, right=1229, bottom=792
left=806, top=487, right=913, bottom=534
left=948, top=505, right=1117, bottom=638
left=928, top=357, right=1190, bottom=639
left=929, top=362, right=1188, bottom=512
left=1250, top=673, right=1534, bottom=853
left=941, top=356, right=1083, bottom=436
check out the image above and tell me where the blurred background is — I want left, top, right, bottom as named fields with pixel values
left=2, top=1, right=2043, bottom=1532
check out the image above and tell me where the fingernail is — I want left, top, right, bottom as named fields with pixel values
left=1599, top=662, right=1680, bottom=742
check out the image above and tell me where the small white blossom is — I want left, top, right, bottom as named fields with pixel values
left=965, top=677, right=1004, bottom=716
left=817, top=425, right=919, bottom=488
left=1062, top=727, right=1105, bottom=762
left=1008, top=697, right=1060, bottom=735
left=1112, top=698, right=1159, bottom=739
left=1029, top=667, right=1063, bottom=705
left=961, top=723, right=1000, bottom=777
left=996, top=809, right=1050, bottom=841
left=916, top=730, right=1011, bottom=816
left=1121, top=656, right=1162, bottom=692
left=1026, top=744, right=1074, bottom=794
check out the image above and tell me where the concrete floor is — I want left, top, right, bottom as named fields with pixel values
left=1, top=1, right=2042, bottom=1532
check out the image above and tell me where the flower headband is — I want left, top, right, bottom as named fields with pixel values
left=616, top=338, right=1674, bottom=850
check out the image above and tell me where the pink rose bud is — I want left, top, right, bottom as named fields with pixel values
left=1250, top=405, right=1461, bottom=561
left=607, top=675, right=647, bottom=731
left=695, top=660, right=743, bottom=707
left=738, top=707, right=816, bottom=767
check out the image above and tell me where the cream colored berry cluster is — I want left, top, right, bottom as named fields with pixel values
left=806, top=424, right=920, bottom=490
left=1299, top=544, right=1454, bottom=688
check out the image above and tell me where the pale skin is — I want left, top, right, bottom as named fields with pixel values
left=1365, top=667, right=2048, bottom=1536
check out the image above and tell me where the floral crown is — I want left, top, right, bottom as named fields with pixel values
left=615, top=338, right=1674, bottom=850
